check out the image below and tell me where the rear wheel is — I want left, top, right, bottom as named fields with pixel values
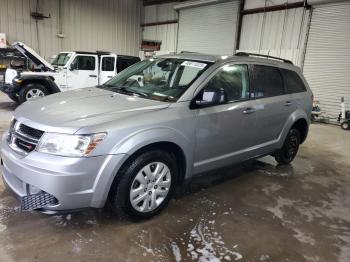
left=18, top=83, right=48, bottom=104
left=275, top=129, right=301, bottom=165
left=109, top=150, right=178, bottom=219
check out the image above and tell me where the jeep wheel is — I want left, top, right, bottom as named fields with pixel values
left=8, top=93, right=19, bottom=103
left=19, top=83, right=48, bottom=103
left=341, top=121, right=350, bottom=130
left=109, top=150, right=177, bottom=219
left=275, top=129, right=301, bottom=165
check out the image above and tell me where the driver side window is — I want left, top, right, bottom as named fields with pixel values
left=72, top=56, right=96, bottom=70
left=205, top=64, right=250, bottom=103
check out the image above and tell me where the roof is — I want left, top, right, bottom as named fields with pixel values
left=158, top=52, right=299, bottom=70
left=72, top=51, right=139, bottom=59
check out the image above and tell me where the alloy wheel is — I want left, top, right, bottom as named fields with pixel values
left=130, top=162, right=171, bottom=213
left=26, top=89, right=45, bottom=100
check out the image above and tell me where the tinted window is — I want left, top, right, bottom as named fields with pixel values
left=117, top=58, right=128, bottom=72
left=252, top=65, right=284, bottom=98
left=102, top=57, right=115, bottom=71
left=72, top=56, right=95, bottom=70
left=281, top=69, right=306, bottom=93
left=206, top=64, right=250, bottom=102
left=117, top=57, right=140, bottom=72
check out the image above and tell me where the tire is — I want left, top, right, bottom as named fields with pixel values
left=18, top=83, right=48, bottom=104
left=109, top=150, right=178, bottom=219
left=341, top=121, right=350, bottom=130
left=8, top=93, right=19, bottom=103
left=275, top=129, right=301, bottom=165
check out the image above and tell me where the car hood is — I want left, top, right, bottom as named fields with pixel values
left=13, top=42, right=55, bottom=72
left=14, top=88, right=171, bottom=134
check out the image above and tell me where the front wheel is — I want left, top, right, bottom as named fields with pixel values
left=275, top=129, right=301, bottom=165
left=18, top=83, right=48, bottom=104
left=341, top=121, right=350, bottom=130
left=109, top=150, right=178, bottom=219
left=8, top=93, right=19, bottom=103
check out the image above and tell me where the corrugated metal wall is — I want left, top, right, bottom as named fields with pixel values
left=0, top=0, right=142, bottom=59
left=177, top=0, right=240, bottom=55
left=303, top=1, right=350, bottom=118
left=239, top=7, right=310, bottom=67
left=142, top=3, right=178, bottom=52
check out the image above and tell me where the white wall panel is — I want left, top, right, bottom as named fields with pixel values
left=239, top=7, right=309, bottom=66
left=0, top=0, right=142, bottom=59
left=144, top=2, right=177, bottom=23
left=142, top=3, right=178, bottom=53
left=303, top=2, right=350, bottom=118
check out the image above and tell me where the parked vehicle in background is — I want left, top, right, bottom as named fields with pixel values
left=1, top=52, right=312, bottom=219
left=0, top=42, right=140, bottom=103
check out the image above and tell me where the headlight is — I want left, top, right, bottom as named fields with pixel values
left=37, top=133, right=106, bottom=157
left=13, top=78, right=23, bottom=84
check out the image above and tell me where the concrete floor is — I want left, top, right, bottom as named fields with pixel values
left=0, top=93, right=349, bottom=262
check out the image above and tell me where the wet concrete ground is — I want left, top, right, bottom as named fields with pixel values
left=0, top=93, right=349, bottom=262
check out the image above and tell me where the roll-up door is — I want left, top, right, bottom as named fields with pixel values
left=176, top=0, right=240, bottom=55
left=303, top=2, right=350, bottom=118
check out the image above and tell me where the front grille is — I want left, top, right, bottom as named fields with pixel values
left=21, top=193, right=59, bottom=211
left=8, top=119, right=44, bottom=154
left=18, top=124, right=44, bottom=140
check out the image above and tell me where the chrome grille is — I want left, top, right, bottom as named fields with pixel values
left=8, top=119, right=44, bottom=154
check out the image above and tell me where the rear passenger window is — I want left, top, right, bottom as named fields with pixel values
left=281, top=69, right=307, bottom=93
left=102, top=57, right=115, bottom=71
left=252, top=65, right=284, bottom=98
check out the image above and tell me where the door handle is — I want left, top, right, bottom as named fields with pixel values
left=243, top=108, right=257, bottom=114
left=284, top=101, right=292, bottom=106
left=89, top=75, right=97, bottom=78
left=107, top=76, right=113, bottom=79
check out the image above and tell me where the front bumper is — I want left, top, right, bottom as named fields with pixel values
left=1, top=135, right=127, bottom=212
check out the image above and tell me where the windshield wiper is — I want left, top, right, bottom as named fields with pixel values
left=102, top=85, right=148, bottom=98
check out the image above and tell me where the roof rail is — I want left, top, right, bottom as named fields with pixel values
left=235, top=52, right=293, bottom=65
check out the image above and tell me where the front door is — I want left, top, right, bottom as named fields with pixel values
left=99, top=54, right=117, bottom=85
left=193, top=64, right=258, bottom=174
left=66, top=54, right=98, bottom=89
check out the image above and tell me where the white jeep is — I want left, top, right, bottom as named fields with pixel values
left=1, top=42, right=140, bottom=103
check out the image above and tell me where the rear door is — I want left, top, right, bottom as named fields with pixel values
left=252, top=64, right=296, bottom=147
left=66, top=54, right=98, bottom=89
left=99, top=54, right=117, bottom=84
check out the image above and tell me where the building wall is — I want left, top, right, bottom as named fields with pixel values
left=239, top=7, right=310, bottom=67
left=142, top=2, right=178, bottom=53
left=0, top=0, right=142, bottom=59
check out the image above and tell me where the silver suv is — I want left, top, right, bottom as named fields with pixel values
left=1, top=53, right=312, bottom=218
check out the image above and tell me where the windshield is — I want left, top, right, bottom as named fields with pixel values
left=51, top=53, right=72, bottom=66
left=99, top=58, right=211, bottom=102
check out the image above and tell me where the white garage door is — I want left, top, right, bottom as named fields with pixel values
left=303, top=2, right=350, bottom=118
left=176, top=0, right=239, bottom=55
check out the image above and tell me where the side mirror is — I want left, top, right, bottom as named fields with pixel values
left=190, top=87, right=225, bottom=109
left=69, top=63, right=77, bottom=71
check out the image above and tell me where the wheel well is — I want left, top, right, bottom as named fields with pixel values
left=21, top=78, right=59, bottom=94
left=291, top=118, right=308, bottom=144
left=123, top=142, right=187, bottom=186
